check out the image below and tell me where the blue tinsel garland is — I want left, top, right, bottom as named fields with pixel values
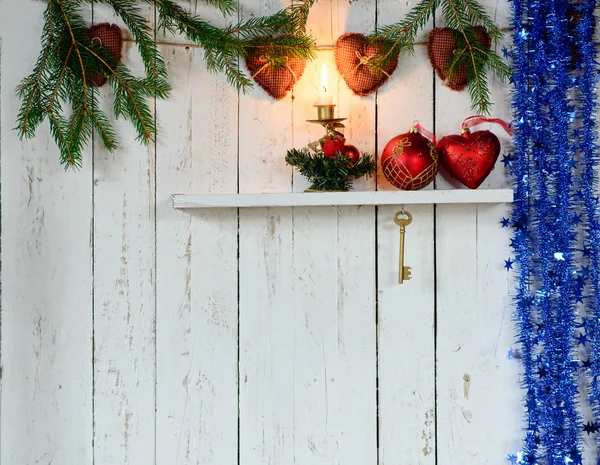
left=510, top=0, right=599, bottom=463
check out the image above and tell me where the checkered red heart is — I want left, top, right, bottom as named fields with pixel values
left=427, top=26, right=491, bottom=91
left=335, top=33, right=398, bottom=97
left=85, top=23, right=123, bottom=87
left=245, top=49, right=306, bottom=100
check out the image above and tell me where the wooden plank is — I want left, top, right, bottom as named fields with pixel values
left=290, top=2, right=378, bottom=464
left=435, top=204, right=520, bottom=462
left=434, top=1, right=522, bottom=462
left=172, top=189, right=514, bottom=208
left=376, top=0, right=437, bottom=463
left=238, top=207, right=294, bottom=465
left=237, top=0, right=295, bottom=463
left=91, top=4, right=156, bottom=465
left=291, top=205, right=378, bottom=465
left=154, top=2, right=239, bottom=463
left=0, top=1, right=93, bottom=464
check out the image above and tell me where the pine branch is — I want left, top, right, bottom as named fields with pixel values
left=369, top=0, right=440, bottom=68
left=458, top=0, right=502, bottom=41
left=286, top=148, right=376, bottom=191
left=151, top=0, right=314, bottom=91
left=442, top=0, right=506, bottom=114
left=15, top=1, right=59, bottom=138
left=94, top=0, right=168, bottom=80
left=370, top=0, right=508, bottom=113
left=17, top=0, right=316, bottom=167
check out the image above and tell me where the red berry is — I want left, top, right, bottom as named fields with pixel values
left=323, top=135, right=346, bottom=158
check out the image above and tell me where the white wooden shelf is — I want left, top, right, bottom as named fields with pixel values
left=172, top=189, right=513, bottom=209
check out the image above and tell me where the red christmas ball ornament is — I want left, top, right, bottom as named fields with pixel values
left=323, top=135, right=346, bottom=158
left=381, top=127, right=439, bottom=190
left=343, top=144, right=360, bottom=165
left=436, top=116, right=512, bottom=189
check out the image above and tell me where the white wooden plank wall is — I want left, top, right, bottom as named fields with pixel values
left=0, top=0, right=519, bottom=464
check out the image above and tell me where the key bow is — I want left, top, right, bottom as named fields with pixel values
left=393, top=211, right=413, bottom=228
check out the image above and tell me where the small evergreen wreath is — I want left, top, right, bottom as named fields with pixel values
left=286, top=135, right=376, bottom=191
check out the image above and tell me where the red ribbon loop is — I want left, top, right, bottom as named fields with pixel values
left=413, top=122, right=437, bottom=145
left=461, top=115, right=514, bottom=136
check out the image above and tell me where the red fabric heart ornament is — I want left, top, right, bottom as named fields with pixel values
left=381, top=126, right=439, bottom=190
left=427, top=26, right=491, bottom=91
left=85, top=23, right=123, bottom=87
left=437, top=131, right=501, bottom=189
left=245, top=49, right=306, bottom=100
left=334, top=33, right=399, bottom=96
left=436, top=116, right=512, bottom=189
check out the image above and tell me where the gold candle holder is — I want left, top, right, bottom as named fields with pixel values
left=306, top=108, right=347, bottom=153
left=315, top=104, right=335, bottom=120
left=306, top=106, right=347, bottom=140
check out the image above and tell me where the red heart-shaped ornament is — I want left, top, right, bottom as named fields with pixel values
left=427, top=26, right=491, bottom=91
left=436, top=130, right=501, bottom=189
left=85, top=23, right=123, bottom=87
left=334, top=33, right=399, bottom=96
left=381, top=131, right=439, bottom=190
left=245, top=49, right=306, bottom=100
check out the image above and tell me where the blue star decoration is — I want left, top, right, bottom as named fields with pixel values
left=564, top=453, right=582, bottom=465
left=582, top=245, right=592, bottom=257
left=581, top=359, right=592, bottom=369
left=507, top=348, right=520, bottom=360
left=501, top=153, right=513, bottom=168
left=571, top=213, right=582, bottom=226
left=500, top=217, right=511, bottom=228
left=537, top=365, right=548, bottom=378
left=507, top=453, right=518, bottom=465
left=502, top=46, right=511, bottom=58
left=581, top=265, right=591, bottom=277
left=505, top=258, right=514, bottom=270
left=582, top=421, right=599, bottom=435
left=577, top=316, right=593, bottom=329
left=576, top=332, right=588, bottom=345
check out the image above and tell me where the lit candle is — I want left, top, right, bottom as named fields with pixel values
left=315, top=63, right=333, bottom=106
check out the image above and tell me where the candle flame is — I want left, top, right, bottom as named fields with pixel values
left=321, top=63, right=328, bottom=92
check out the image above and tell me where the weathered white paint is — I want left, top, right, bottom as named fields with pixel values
left=172, top=189, right=514, bottom=208
left=0, top=2, right=93, bottom=465
left=92, top=4, right=157, bottom=465
left=0, top=0, right=522, bottom=464
left=155, top=2, right=239, bottom=464
left=434, top=2, right=522, bottom=462
left=376, top=1, right=437, bottom=462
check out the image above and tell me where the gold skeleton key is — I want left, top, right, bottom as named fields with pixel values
left=394, top=210, right=413, bottom=284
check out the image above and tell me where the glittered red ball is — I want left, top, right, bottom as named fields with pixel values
left=343, top=144, right=360, bottom=165
left=381, top=131, right=439, bottom=190
left=436, top=130, right=501, bottom=189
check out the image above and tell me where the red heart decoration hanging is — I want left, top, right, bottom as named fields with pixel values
left=427, top=26, right=491, bottom=91
left=245, top=49, right=306, bottom=100
left=334, top=33, right=399, bottom=96
left=85, top=23, right=123, bottom=87
left=381, top=130, right=439, bottom=190
left=436, top=130, right=501, bottom=189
